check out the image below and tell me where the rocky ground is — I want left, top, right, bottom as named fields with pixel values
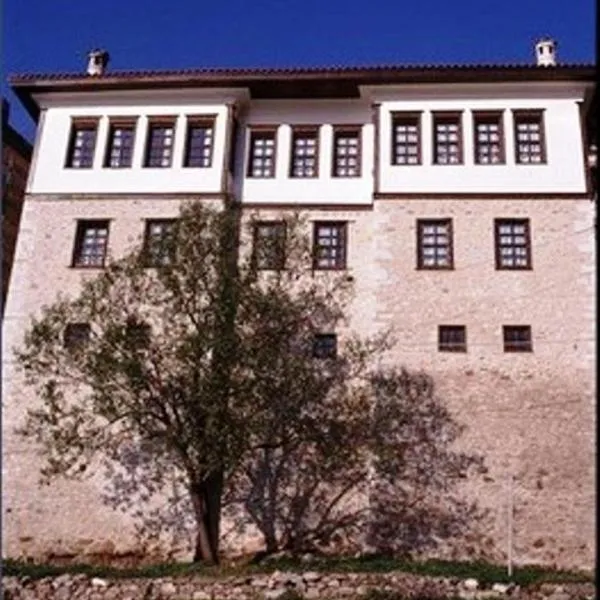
left=1, top=571, right=595, bottom=600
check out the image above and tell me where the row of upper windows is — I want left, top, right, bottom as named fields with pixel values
left=68, top=217, right=532, bottom=271
left=62, top=108, right=547, bottom=174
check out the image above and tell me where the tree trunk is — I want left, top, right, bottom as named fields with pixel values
left=190, top=471, right=224, bottom=564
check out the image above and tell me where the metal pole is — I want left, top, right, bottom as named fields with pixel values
left=507, top=473, right=514, bottom=578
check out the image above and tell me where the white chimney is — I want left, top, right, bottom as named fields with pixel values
left=535, top=38, right=557, bottom=67
left=86, top=49, right=110, bottom=76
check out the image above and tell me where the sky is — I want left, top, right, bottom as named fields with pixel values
left=2, top=0, right=596, bottom=142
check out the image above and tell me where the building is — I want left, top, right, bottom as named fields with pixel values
left=2, top=43, right=596, bottom=569
left=2, top=99, right=32, bottom=313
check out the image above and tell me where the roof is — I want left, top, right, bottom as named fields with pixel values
left=9, top=62, right=596, bottom=121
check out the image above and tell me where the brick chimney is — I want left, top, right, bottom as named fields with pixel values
left=86, top=49, right=110, bottom=76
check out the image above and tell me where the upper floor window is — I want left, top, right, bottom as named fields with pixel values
left=290, top=127, right=319, bottom=178
left=65, top=119, right=98, bottom=168
left=392, top=112, right=421, bottom=165
left=253, top=221, right=286, bottom=270
left=438, top=325, right=467, bottom=352
left=184, top=117, right=215, bottom=168
left=513, top=111, right=546, bottom=164
left=143, top=219, right=177, bottom=267
left=433, top=112, right=463, bottom=165
left=144, top=119, right=176, bottom=168
left=247, top=129, right=277, bottom=178
left=417, top=219, right=453, bottom=269
left=473, top=112, right=505, bottom=165
left=104, top=119, right=136, bottom=168
left=332, top=127, right=361, bottom=177
left=494, top=218, right=531, bottom=270
left=72, top=220, right=110, bottom=268
left=503, top=325, right=532, bottom=352
left=313, top=222, right=347, bottom=270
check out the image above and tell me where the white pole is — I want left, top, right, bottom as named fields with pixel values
left=507, top=473, right=514, bottom=578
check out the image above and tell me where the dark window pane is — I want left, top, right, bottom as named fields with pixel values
left=145, top=123, right=175, bottom=167
left=392, top=115, right=420, bottom=165
left=439, top=325, right=467, bottom=352
left=185, top=122, right=214, bottom=167
left=503, top=325, right=533, bottom=352
left=417, top=219, right=453, bottom=269
left=291, top=129, right=319, bottom=178
left=67, top=123, right=97, bottom=168
left=64, top=323, right=91, bottom=351
left=253, top=221, right=286, bottom=270
left=313, top=222, right=347, bottom=270
left=72, top=220, right=110, bottom=268
left=333, top=129, right=360, bottom=177
left=105, top=124, right=135, bottom=168
left=248, top=131, right=276, bottom=177
left=313, top=333, right=337, bottom=359
left=433, top=114, right=462, bottom=164
left=495, top=219, right=531, bottom=269
left=143, top=219, right=177, bottom=266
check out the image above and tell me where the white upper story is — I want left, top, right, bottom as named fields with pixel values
left=12, top=59, right=595, bottom=203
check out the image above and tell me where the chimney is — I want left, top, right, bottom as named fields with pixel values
left=535, top=38, right=557, bottom=67
left=86, top=49, right=110, bottom=76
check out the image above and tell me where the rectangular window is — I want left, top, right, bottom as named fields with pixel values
left=65, top=119, right=98, bottom=168
left=392, top=113, right=421, bottom=165
left=417, top=219, right=453, bottom=269
left=438, top=325, right=467, bottom=352
left=143, top=219, right=177, bottom=267
left=495, top=219, right=531, bottom=269
left=313, top=333, right=337, bottom=359
left=104, top=120, right=136, bottom=168
left=125, top=318, right=151, bottom=349
left=253, top=221, right=286, bottom=270
left=513, top=111, right=546, bottom=164
left=433, top=112, right=463, bottom=165
left=313, top=222, right=347, bottom=270
left=184, top=117, right=214, bottom=167
left=72, top=220, right=110, bottom=268
left=63, top=323, right=91, bottom=351
left=503, top=325, right=532, bottom=352
left=473, top=112, right=505, bottom=164
left=144, top=119, right=176, bottom=168
left=247, top=129, right=277, bottom=178
left=332, top=128, right=361, bottom=177
left=290, top=127, right=319, bottom=178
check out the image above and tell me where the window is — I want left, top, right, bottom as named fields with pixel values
left=144, top=120, right=176, bottom=167
left=503, top=325, right=532, bottom=352
left=247, top=129, right=277, bottom=178
left=313, top=222, right=347, bottom=270
left=513, top=111, right=546, bottom=164
left=473, top=112, right=505, bottom=164
left=290, top=127, right=319, bottom=178
left=417, top=219, right=453, bottom=269
left=438, top=325, right=467, bottom=352
left=72, top=220, right=110, bottom=268
left=253, top=221, right=286, bottom=270
left=332, top=128, right=361, bottom=177
left=433, top=113, right=462, bottom=164
left=125, top=318, right=151, bottom=349
left=313, top=333, right=337, bottom=359
left=64, top=323, right=91, bottom=351
left=392, top=113, right=421, bottom=165
left=143, top=219, right=177, bottom=267
left=65, top=119, right=98, bottom=168
left=184, top=117, right=214, bottom=167
left=104, top=120, right=136, bottom=168
left=495, top=219, right=531, bottom=269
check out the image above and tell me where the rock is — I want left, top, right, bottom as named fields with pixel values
left=301, top=552, right=315, bottom=563
left=303, top=571, right=321, bottom=582
left=491, top=582, right=511, bottom=594
left=264, top=590, right=288, bottom=600
left=91, top=577, right=109, bottom=588
left=192, top=592, right=212, bottom=600
left=160, top=581, right=178, bottom=596
left=463, top=578, right=479, bottom=590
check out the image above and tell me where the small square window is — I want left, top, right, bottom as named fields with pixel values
left=72, top=220, right=110, bottom=268
left=513, top=111, right=546, bottom=164
left=290, top=128, right=319, bottom=178
left=473, top=112, right=505, bottom=165
left=333, top=128, right=361, bottom=177
left=438, top=325, right=467, bottom=352
left=313, top=222, right=347, bottom=270
left=417, top=219, right=453, bottom=269
left=313, top=333, right=337, bottom=359
left=433, top=113, right=463, bottom=165
left=253, top=221, right=286, bottom=270
left=247, top=129, right=277, bottom=178
left=125, top=318, right=151, bottom=349
left=503, top=325, right=532, bottom=352
left=105, top=121, right=136, bottom=168
left=392, top=113, right=421, bottom=165
left=184, top=118, right=214, bottom=167
left=143, top=219, right=177, bottom=267
left=144, top=120, right=176, bottom=168
left=494, top=219, right=531, bottom=269
left=64, top=323, right=91, bottom=351
left=65, top=120, right=98, bottom=168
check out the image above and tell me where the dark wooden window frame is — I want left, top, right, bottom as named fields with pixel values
left=503, top=325, right=533, bottom=352
left=71, top=219, right=110, bottom=269
left=252, top=220, right=287, bottom=270
left=290, top=126, right=320, bottom=178
left=312, top=221, right=348, bottom=270
left=332, top=126, right=362, bottom=177
left=416, top=218, right=454, bottom=270
left=104, top=118, right=137, bottom=168
left=183, top=115, right=216, bottom=168
left=391, top=112, right=422, bottom=165
left=494, top=218, right=532, bottom=270
left=438, top=325, right=467, bottom=352
left=144, top=117, right=177, bottom=168
left=432, top=111, right=463, bottom=165
left=142, top=219, right=178, bottom=267
left=473, top=111, right=505, bottom=165
left=65, top=118, right=100, bottom=169
left=513, top=110, right=547, bottom=165
left=247, top=127, right=278, bottom=178
left=312, top=333, right=337, bottom=359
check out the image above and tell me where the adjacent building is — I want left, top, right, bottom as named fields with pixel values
left=2, top=42, right=596, bottom=568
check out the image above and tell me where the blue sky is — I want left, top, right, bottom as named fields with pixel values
left=2, top=0, right=596, bottom=142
